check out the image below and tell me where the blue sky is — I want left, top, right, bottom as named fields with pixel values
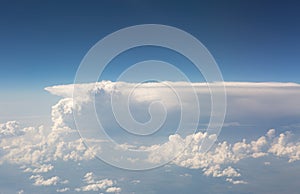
left=1, top=0, right=300, bottom=90
left=1, top=1, right=300, bottom=194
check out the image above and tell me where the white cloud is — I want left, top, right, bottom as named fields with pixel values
left=51, top=98, right=75, bottom=132
left=141, top=128, right=300, bottom=183
left=203, top=165, right=241, bottom=178
left=1, top=117, right=300, bottom=185
left=226, top=178, right=248, bottom=185
left=264, top=161, right=271, bottom=166
left=56, top=187, right=70, bottom=192
left=30, top=175, right=60, bottom=186
left=45, top=81, right=300, bottom=120
left=267, top=129, right=276, bottom=139
left=17, top=190, right=24, bottom=194
left=75, top=172, right=120, bottom=192
left=23, top=164, right=54, bottom=173
left=41, top=81, right=300, bottom=170
left=0, top=80, right=300, bottom=190
left=0, top=122, right=98, bottom=166
left=0, top=121, right=23, bottom=138
left=268, top=131, right=300, bottom=162
left=106, top=186, right=122, bottom=193
left=131, top=179, right=141, bottom=184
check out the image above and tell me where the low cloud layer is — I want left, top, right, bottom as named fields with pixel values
left=0, top=119, right=299, bottom=189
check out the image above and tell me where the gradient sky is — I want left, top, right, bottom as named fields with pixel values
left=1, top=0, right=300, bottom=90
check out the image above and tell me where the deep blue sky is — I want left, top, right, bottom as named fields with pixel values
left=1, top=0, right=300, bottom=91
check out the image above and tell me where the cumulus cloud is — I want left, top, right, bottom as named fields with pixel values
left=17, top=190, right=24, bottom=194
left=74, top=172, right=121, bottom=193
left=0, top=124, right=299, bottom=186
left=23, top=164, right=54, bottom=173
left=0, top=124, right=97, bottom=166
left=0, top=121, right=23, bottom=138
left=147, top=128, right=299, bottom=183
left=225, top=178, right=248, bottom=185
left=106, top=187, right=122, bottom=193
left=202, top=166, right=241, bottom=178
left=131, top=179, right=141, bottom=184
left=268, top=131, right=300, bottom=162
left=264, top=161, right=271, bottom=166
left=30, top=175, right=61, bottom=186
left=56, top=187, right=70, bottom=193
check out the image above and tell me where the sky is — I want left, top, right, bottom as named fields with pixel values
left=0, top=0, right=300, bottom=194
left=1, top=0, right=300, bottom=87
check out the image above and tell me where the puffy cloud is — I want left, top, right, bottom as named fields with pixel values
left=17, top=190, right=24, bottom=194
left=141, top=129, right=300, bottom=183
left=75, top=172, right=120, bottom=192
left=23, top=164, right=54, bottom=173
left=0, top=121, right=23, bottom=138
left=131, top=179, right=141, bottom=184
left=226, top=178, right=248, bottom=185
left=56, top=187, right=70, bottom=193
left=30, top=175, right=60, bottom=186
left=0, top=125, right=50, bottom=165
left=0, top=122, right=98, bottom=166
left=268, top=131, right=300, bottom=162
left=1, top=118, right=300, bottom=185
left=106, top=186, right=122, bottom=193
left=267, top=129, right=276, bottom=139
left=51, top=98, right=75, bottom=132
left=203, top=165, right=241, bottom=178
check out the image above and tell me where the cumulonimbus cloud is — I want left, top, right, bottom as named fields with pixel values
left=45, top=81, right=300, bottom=126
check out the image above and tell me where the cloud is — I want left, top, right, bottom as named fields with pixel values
left=3, top=121, right=293, bottom=185
left=106, top=187, right=122, bottom=193
left=268, top=131, right=300, bottom=162
left=56, top=187, right=70, bottom=193
left=75, top=172, right=121, bottom=193
left=1, top=127, right=300, bottom=188
left=131, top=179, right=141, bottom=184
left=23, top=164, right=54, bottom=173
left=30, top=175, right=61, bottom=186
left=17, top=190, right=24, bottom=194
left=45, top=81, right=300, bottom=121
left=0, top=123, right=299, bottom=186
left=0, top=121, right=23, bottom=138
left=71, top=126, right=299, bottom=184
left=0, top=122, right=98, bottom=166
left=225, top=178, right=248, bottom=185
left=203, top=166, right=241, bottom=178
left=138, top=128, right=300, bottom=184
left=51, top=98, right=76, bottom=132
left=0, top=80, right=300, bottom=191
